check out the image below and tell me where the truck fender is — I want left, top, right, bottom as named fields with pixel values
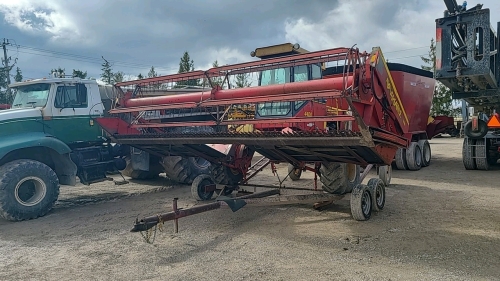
left=0, top=133, right=77, bottom=186
left=0, top=132, right=72, bottom=160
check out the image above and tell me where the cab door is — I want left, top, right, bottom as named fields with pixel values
left=48, top=82, right=101, bottom=144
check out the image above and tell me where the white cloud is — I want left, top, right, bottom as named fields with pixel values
left=283, top=0, right=451, bottom=68
left=0, top=0, right=88, bottom=45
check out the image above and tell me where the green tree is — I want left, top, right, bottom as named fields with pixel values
left=147, top=66, right=157, bottom=78
left=14, top=67, right=23, bottom=82
left=101, top=57, right=113, bottom=84
left=211, top=60, right=225, bottom=89
left=137, top=73, right=144, bottom=80
left=175, top=51, right=199, bottom=88
left=72, top=69, right=87, bottom=79
left=112, top=71, right=125, bottom=83
left=50, top=67, right=65, bottom=78
left=420, top=39, right=459, bottom=116
left=0, top=68, right=8, bottom=104
left=234, top=73, right=252, bottom=88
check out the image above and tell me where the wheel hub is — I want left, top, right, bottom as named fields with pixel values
left=14, top=176, right=47, bottom=207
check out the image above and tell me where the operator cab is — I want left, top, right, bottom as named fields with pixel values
left=251, top=43, right=323, bottom=118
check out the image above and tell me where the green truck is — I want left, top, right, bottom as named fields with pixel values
left=0, top=77, right=210, bottom=221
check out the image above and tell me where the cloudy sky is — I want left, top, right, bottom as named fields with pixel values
left=0, top=0, right=499, bottom=82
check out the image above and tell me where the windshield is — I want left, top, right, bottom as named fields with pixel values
left=11, top=83, right=51, bottom=108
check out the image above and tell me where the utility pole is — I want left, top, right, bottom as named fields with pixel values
left=1, top=38, right=12, bottom=101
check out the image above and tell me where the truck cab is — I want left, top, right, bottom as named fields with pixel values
left=8, top=78, right=106, bottom=145
left=0, top=77, right=127, bottom=222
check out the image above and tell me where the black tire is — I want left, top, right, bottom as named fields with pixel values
left=209, top=163, right=243, bottom=186
left=350, top=184, right=372, bottom=221
left=367, top=178, right=385, bottom=212
left=188, top=157, right=211, bottom=176
left=462, top=138, right=476, bottom=170
left=0, top=159, right=60, bottom=221
left=191, top=174, right=215, bottom=201
left=405, top=142, right=422, bottom=171
left=418, top=139, right=431, bottom=167
left=474, top=138, right=490, bottom=171
left=395, top=148, right=408, bottom=170
left=464, top=119, right=488, bottom=139
left=122, top=156, right=162, bottom=180
left=161, top=156, right=194, bottom=184
left=287, top=164, right=302, bottom=181
left=377, top=165, right=392, bottom=186
left=320, top=162, right=360, bottom=195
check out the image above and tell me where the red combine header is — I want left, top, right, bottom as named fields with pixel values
left=96, top=44, right=436, bottom=232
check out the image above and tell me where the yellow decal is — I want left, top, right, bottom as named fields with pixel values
left=386, top=77, right=405, bottom=125
left=304, top=111, right=312, bottom=117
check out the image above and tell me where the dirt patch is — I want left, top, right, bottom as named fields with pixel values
left=0, top=137, right=499, bottom=281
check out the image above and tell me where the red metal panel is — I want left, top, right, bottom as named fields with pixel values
left=95, top=117, right=140, bottom=135
left=391, top=71, right=436, bottom=134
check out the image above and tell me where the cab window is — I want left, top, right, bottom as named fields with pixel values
left=54, top=84, right=88, bottom=108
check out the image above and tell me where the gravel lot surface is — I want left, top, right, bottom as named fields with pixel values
left=0, top=137, right=499, bottom=281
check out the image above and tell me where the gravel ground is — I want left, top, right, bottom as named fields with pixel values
left=0, top=137, right=499, bottom=281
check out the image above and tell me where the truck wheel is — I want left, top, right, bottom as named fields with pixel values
left=350, top=184, right=372, bottom=221
left=161, top=156, right=194, bottom=184
left=464, top=119, right=488, bottom=139
left=367, top=178, right=385, bottom=212
left=0, top=160, right=60, bottom=221
left=418, top=139, right=431, bottom=167
left=122, top=157, right=162, bottom=180
left=462, top=138, right=476, bottom=170
left=188, top=157, right=211, bottom=176
left=474, top=139, right=490, bottom=171
left=287, top=164, right=302, bottom=181
left=395, top=148, right=408, bottom=170
left=405, top=142, right=422, bottom=171
left=320, top=162, right=360, bottom=195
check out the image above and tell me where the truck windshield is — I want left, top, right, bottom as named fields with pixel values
left=11, top=83, right=51, bottom=108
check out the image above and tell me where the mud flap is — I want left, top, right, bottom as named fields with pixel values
left=130, top=147, right=150, bottom=172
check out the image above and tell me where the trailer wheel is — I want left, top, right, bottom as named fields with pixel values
left=367, top=178, right=385, bottom=212
left=350, top=184, right=372, bottom=221
left=377, top=165, right=392, bottom=186
left=462, top=138, right=476, bottom=170
left=395, top=148, right=408, bottom=170
left=287, top=164, right=302, bottom=181
left=474, top=139, right=490, bottom=171
left=188, top=157, right=211, bottom=177
left=405, top=142, right=422, bottom=171
left=418, top=139, right=431, bottom=167
left=320, top=162, right=360, bottom=195
left=191, top=174, right=215, bottom=201
left=0, top=160, right=60, bottom=221
left=464, top=119, right=488, bottom=139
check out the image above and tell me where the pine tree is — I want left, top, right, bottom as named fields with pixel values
left=137, top=73, right=144, bottom=79
left=14, top=67, right=23, bottom=82
left=72, top=69, right=87, bottom=79
left=234, top=73, right=252, bottom=88
left=211, top=60, right=224, bottom=89
left=420, top=39, right=459, bottom=117
left=175, top=51, right=199, bottom=88
left=112, top=71, right=124, bottom=83
left=101, top=57, right=113, bottom=84
left=147, top=66, right=157, bottom=78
